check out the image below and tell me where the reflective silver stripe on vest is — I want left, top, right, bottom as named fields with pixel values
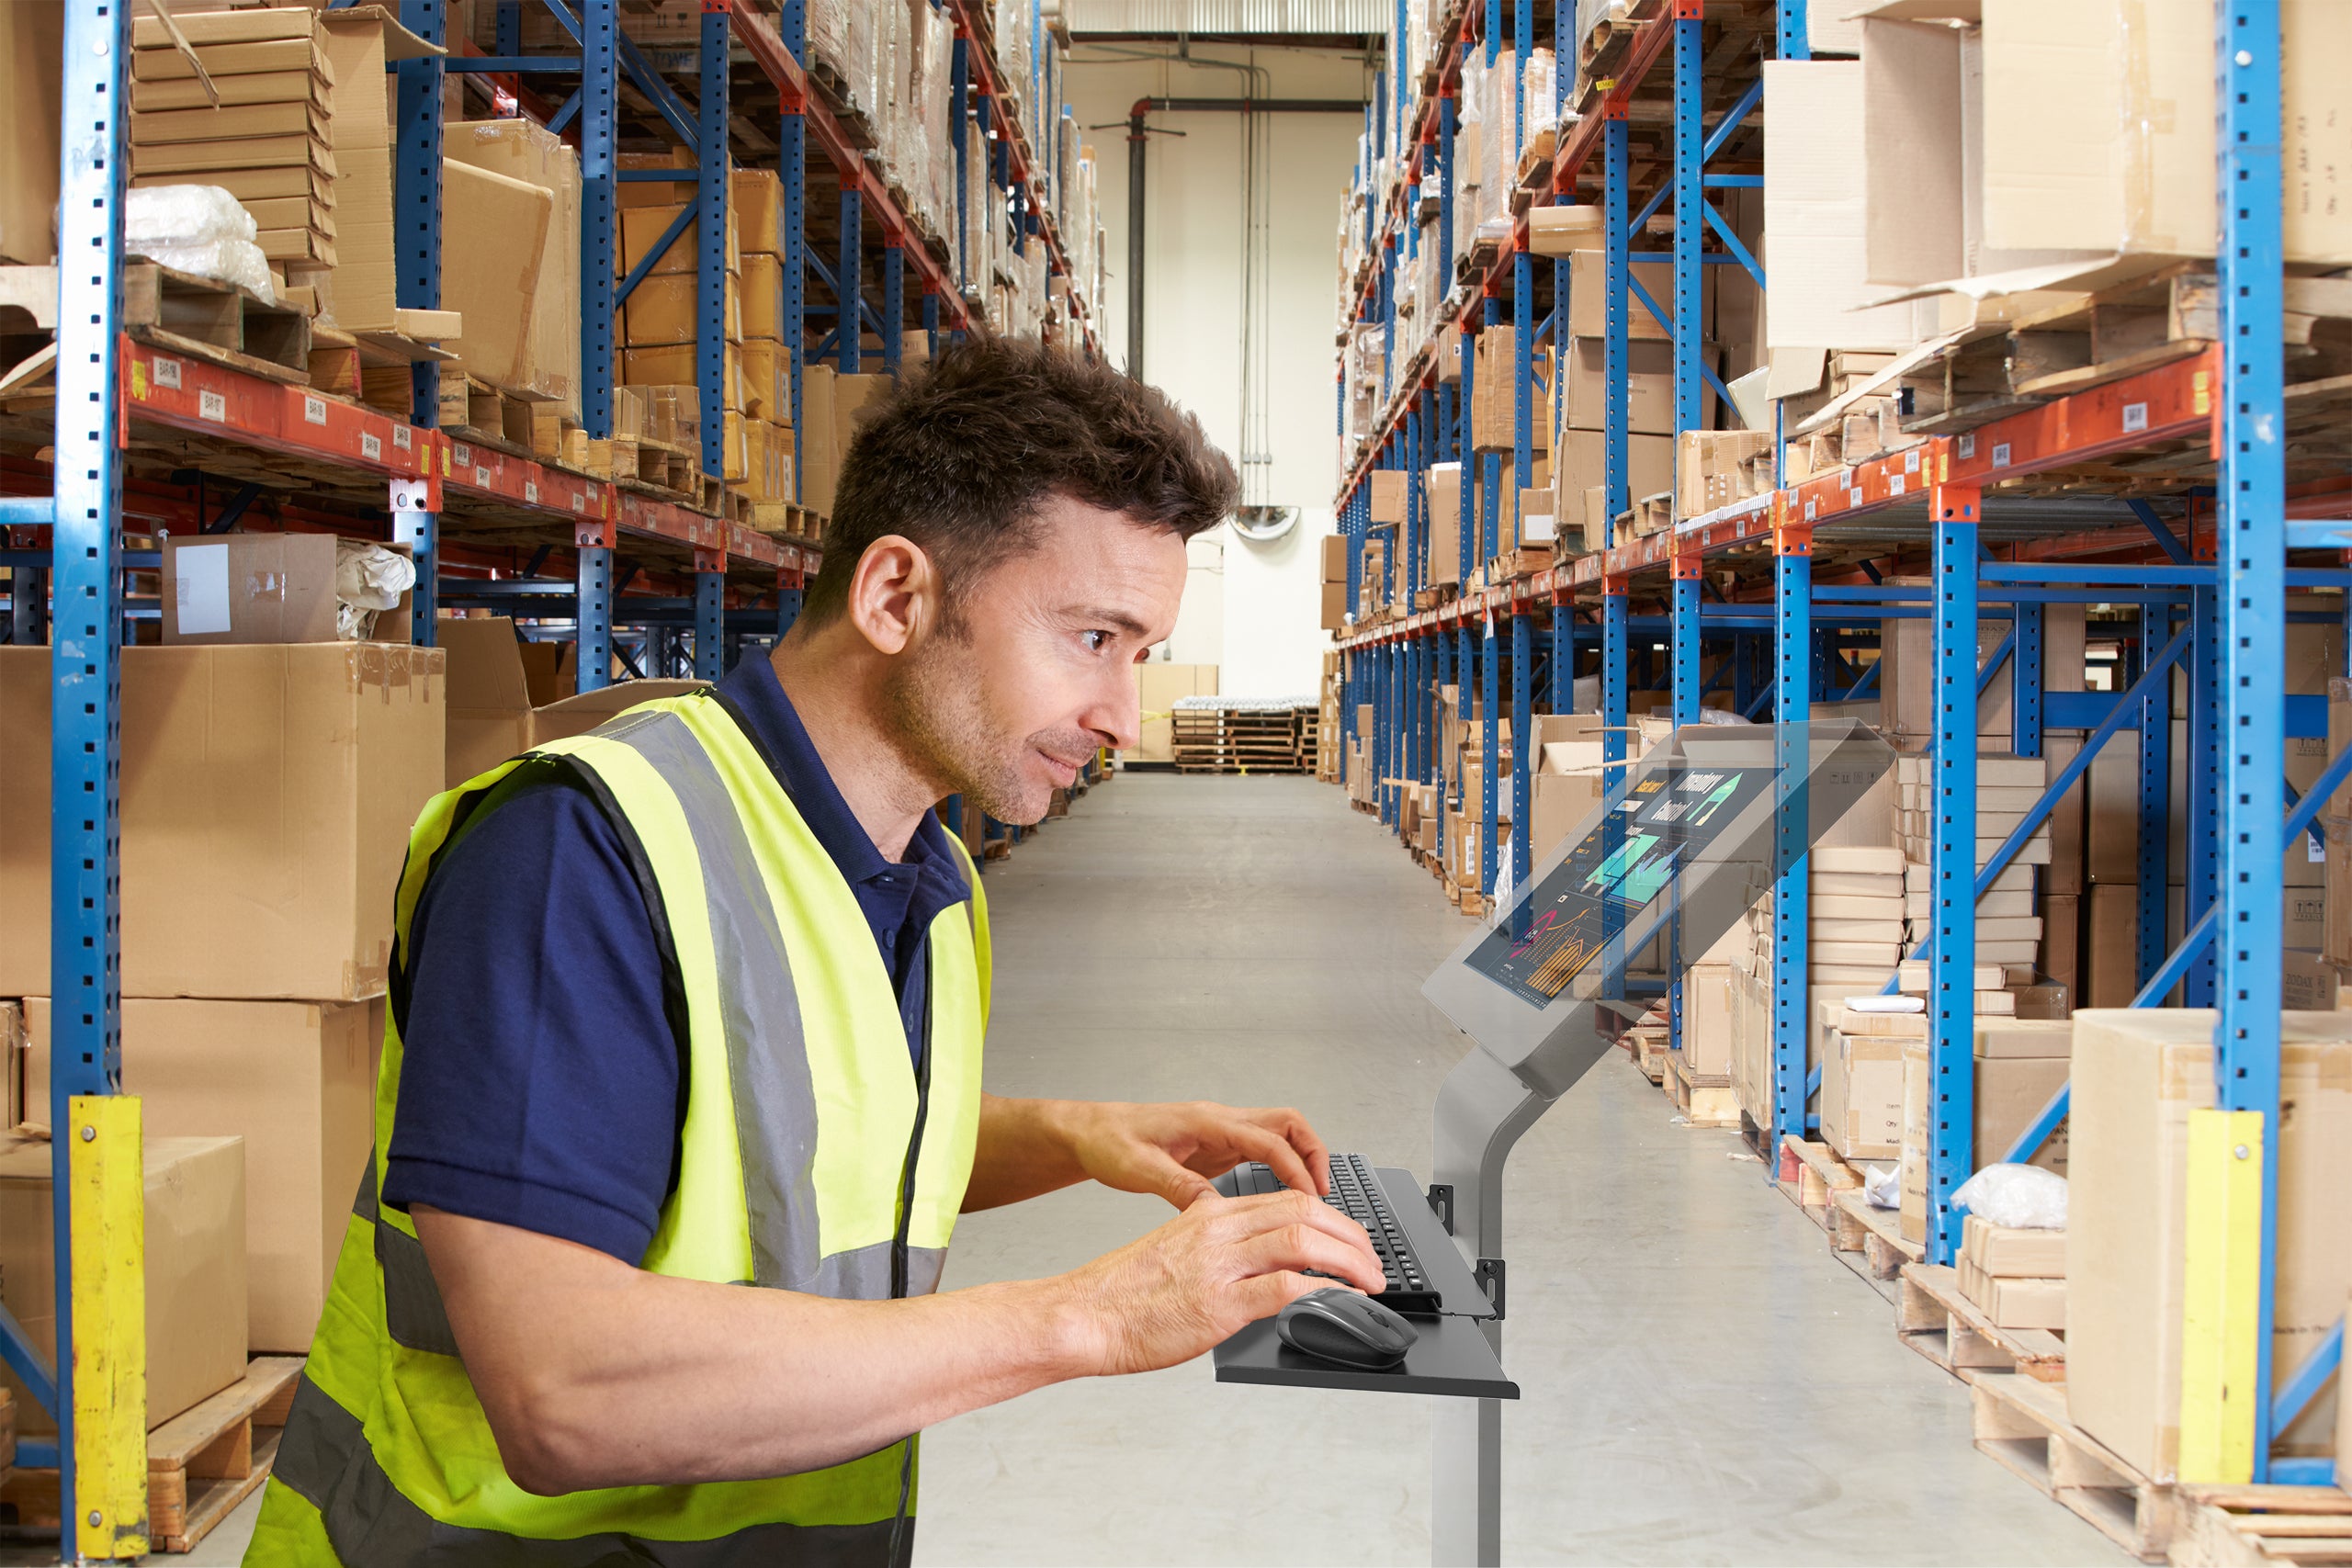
left=586, top=707, right=944, bottom=1300
left=270, top=1374, right=910, bottom=1567
left=349, top=1152, right=464, bottom=1359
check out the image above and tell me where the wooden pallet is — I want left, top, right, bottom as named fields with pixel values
left=2, top=1357, right=302, bottom=1553
left=1775, top=1136, right=1861, bottom=1235
left=1626, top=1025, right=1669, bottom=1084
left=1897, top=1262, right=2068, bottom=1384
left=1969, top=1371, right=2178, bottom=1562
left=122, top=259, right=311, bottom=384
left=1666, top=1054, right=1738, bottom=1126
left=2171, top=1486, right=2352, bottom=1567
left=1830, top=1187, right=1923, bottom=1280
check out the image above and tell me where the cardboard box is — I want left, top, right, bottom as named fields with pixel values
left=1319, top=533, right=1348, bottom=583
left=1822, top=1027, right=1904, bottom=1162
left=2065, top=1008, right=2352, bottom=1481
left=741, top=339, right=787, bottom=423
left=1428, top=464, right=1464, bottom=586
left=130, top=70, right=333, bottom=113
left=161, top=534, right=337, bottom=645
left=1763, top=59, right=1924, bottom=352
left=1566, top=250, right=1672, bottom=341
left=312, top=7, right=438, bottom=331
left=1319, top=581, right=1349, bottom=634
left=1962, top=1213, right=2065, bottom=1278
left=132, top=36, right=334, bottom=81
left=1128, top=663, right=1218, bottom=763
left=2, top=1, right=62, bottom=264
left=439, top=616, right=703, bottom=786
left=1525, top=202, right=1603, bottom=257
left=1982, top=0, right=2352, bottom=265
left=741, top=252, right=782, bottom=341
left=1562, top=337, right=1679, bottom=434
left=442, top=160, right=551, bottom=390
left=1369, top=470, right=1409, bottom=525
left=0, top=644, right=445, bottom=1000
left=732, top=167, right=783, bottom=254
left=1554, top=430, right=1676, bottom=547
left=626, top=271, right=741, bottom=349
left=1958, top=1265, right=2065, bottom=1331
left=1898, top=1022, right=2071, bottom=1244
left=445, top=118, right=582, bottom=419
left=24, top=998, right=372, bottom=1356
left=0, top=1130, right=246, bottom=1429
left=1682, top=964, right=1735, bottom=1079
left=129, top=133, right=334, bottom=179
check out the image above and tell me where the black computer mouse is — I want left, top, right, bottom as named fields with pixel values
left=1276, top=1287, right=1419, bottom=1370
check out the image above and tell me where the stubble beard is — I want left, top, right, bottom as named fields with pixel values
left=886, top=632, right=1054, bottom=826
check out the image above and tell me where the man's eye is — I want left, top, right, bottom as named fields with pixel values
left=1083, top=629, right=1111, bottom=653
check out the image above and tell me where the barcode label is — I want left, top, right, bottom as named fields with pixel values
left=360, top=431, right=382, bottom=461
left=303, top=394, right=327, bottom=425
left=198, top=389, right=226, bottom=423
left=392, top=424, right=412, bottom=451
left=2122, top=401, right=2149, bottom=433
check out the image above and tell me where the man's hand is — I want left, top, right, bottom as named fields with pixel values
left=1057, top=1099, right=1332, bottom=1207
left=1062, top=1190, right=1385, bottom=1377
left=963, top=1094, right=1336, bottom=1213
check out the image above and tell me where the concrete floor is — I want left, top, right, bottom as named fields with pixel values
left=17, top=773, right=2128, bottom=1566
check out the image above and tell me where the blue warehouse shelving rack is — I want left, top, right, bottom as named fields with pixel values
left=1334, top=0, right=2348, bottom=1506
left=1, top=0, right=1096, bottom=1550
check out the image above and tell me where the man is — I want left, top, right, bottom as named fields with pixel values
left=247, top=339, right=1382, bottom=1565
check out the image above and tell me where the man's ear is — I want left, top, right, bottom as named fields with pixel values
left=843, top=535, right=943, bottom=656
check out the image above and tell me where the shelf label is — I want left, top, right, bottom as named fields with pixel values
left=198, top=389, right=225, bottom=423
left=1889, top=474, right=1906, bottom=496
left=452, top=444, right=472, bottom=468
left=524, top=479, right=539, bottom=505
left=1957, top=434, right=1977, bottom=460
left=1905, top=447, right=1921, bottom=473
left=153, top=357, right=181, bottom=390
left=2122, top=400, right=2149, bottom=433
left=1991, top=442, right=2012, bottom=468
left=303, top=394, right=327, bottom=426
left=392, top=424, right=412, bottom=451
left=475, top=466, right=492, bottom=488
left=360, top=431, right=382, bottom=462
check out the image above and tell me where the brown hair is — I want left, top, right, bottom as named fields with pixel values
left=798, top=336, right=1238, bottom=628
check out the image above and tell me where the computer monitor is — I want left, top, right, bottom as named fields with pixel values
left=1421, top=718, right=1895, bottom=1099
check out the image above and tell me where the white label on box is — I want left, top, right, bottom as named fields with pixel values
left=2312, top=831, right=2327, bottom=863
left=303, top=394, right=327, bottom=426
left=1958, top=434, right=1976, bottom=460
left=360, top=431, right=382, bottom=461
left=392, top=423, right=412, bottom=451
left=2122, top=401, right=2149, bottom=433
left=1992, top=442, right=2012, bottom=468
left=525, top=479, right=539, bottom=505
left=153, top=356, right=181, bottom=389
left=1523, top=513, right=1555, bottom=542
left=172, top=541, right=232, bottom=635
left=198, top=389, right=225, bottom=423
left=453, top=444, right=472, bottom=468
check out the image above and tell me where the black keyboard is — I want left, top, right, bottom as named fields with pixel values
left=1214, top=1152, right=1442, bottom=1315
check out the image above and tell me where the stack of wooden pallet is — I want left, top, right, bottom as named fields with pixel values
left=1170, top=696, right=1318, bottom=774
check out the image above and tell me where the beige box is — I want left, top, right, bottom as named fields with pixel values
left=1566, top=250, right=1671, bottom=341
left=1821, top=1027, right=1903, bottom=1162
left=313, top=7, right=438, bottom=332
left=2064, top=1009, right=2352, bottom=1482
left=445, top=118, right=582, bottom=420
left=1898, top=1022, right=2071, bottom=1245
left=1128, top=663, right=1219, bottom=764
left=1562, top=337, right=1678, bottom=435
left=0, top=1131, right=246, bottom=1427
left=439, top=616, right=702, bottom=786
left=1682, top=964, right=1736, bottom=1079
left=0, top=644, right=444, bottom=1001
left=1962, top=1213, right=2065, bottom=1278
left=24, top=999, right=369, bottom=1356
left=1369, top=470, right=1409, bottom=525
left=1982, top=0, right=2352, bottom=265
left=442, top=160, right=551, bottom=390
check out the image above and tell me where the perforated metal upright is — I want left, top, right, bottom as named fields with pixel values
left=397, top=0, right=448, bottom=642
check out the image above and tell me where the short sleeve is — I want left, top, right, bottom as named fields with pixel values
left=381, top=764, right=684, bottom=1263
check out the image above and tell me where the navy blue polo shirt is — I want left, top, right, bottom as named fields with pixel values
left=381, top=654, right=972, bottom=1264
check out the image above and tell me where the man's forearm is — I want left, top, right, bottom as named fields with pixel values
left=416, top=1207, right=1098, bottom=1494
left=961, top=1092, right=1094, bottom=1211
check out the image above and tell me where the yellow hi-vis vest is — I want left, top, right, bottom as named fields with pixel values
left=244, top=690, right=989, bottom=1566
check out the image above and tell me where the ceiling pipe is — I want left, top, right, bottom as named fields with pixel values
left=1125, top=96, right=1363, bottom=379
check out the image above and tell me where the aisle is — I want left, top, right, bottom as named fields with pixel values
left=920, top=773, right=2125, bottom=1566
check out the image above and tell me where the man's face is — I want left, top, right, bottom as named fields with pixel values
left=889, top=494, right=1188, bottom=825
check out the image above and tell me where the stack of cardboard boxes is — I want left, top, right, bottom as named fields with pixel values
left=1957, top=1213, right=2065, bottom=1332
left=1, top=537, right=445, bottom=1396
left=1319, top=534, right=1350, bottom=634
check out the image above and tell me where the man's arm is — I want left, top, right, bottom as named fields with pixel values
left=961, top=1092, right=1333, bottom=1212
left=415, top=1187, right=1379, bottom=1495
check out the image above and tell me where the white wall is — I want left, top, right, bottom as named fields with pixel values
left=1065, top=44, right=1368, bottom=696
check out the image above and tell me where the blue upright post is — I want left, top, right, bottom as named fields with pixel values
left=1482, top=605, right=1500, bottom=897
left=1512, top=609, right=1532, bottom=888
left=1512, top=249, right=1534, bottom=537
left=881, top=243, right=904, bottom=376
left=840, top=183, right=863, bottom=371
left=695, top=6, right=729, bottom=482
left=50, top=0, right=133, bottom=1541
left=1770, top=513, right=1812, bottom=1145
left=2185, top=578, right=2220, bottom=1005
left=695, top=568, right=725, bottom=682
left=2213, top=0, right=2287, bottom=1478
left=578, top=0, right=617, bottom=683
left=1459, top=324, right=1478, bottom=586
left=1928, top=480, right=1984, bottom=1263
left=1602, top=580, right=1628, bottom=787
left=397, top=0, right=447, bottom=643
left=1601, top=108, right=1630, bottom=547
left=2134, top=609, right=2174, bottom=993
left=1552, top=594, right=1570, bottom=712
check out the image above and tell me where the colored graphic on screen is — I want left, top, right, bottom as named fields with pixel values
left=1462, top=759, right=1776, bottom=1007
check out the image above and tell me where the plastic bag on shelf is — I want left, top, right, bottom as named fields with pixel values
left=1523, top=50, right=1559, bottom=149
left=1951, top=1162, right=2067, bottom=1230
left=127, top=184, right=257, bottom=248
